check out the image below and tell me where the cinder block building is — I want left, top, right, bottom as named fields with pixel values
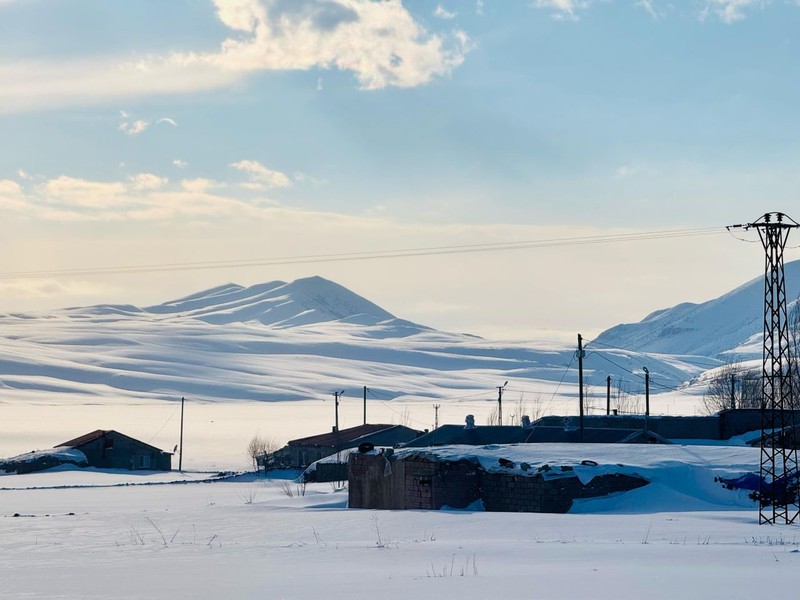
left=58, top=430, right=172, bottom=471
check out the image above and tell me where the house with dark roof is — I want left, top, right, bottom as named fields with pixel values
left=261, top=424, right=423, bottom=470
left=400, top=424, right=535, bottom=448
left=400, top=409, right=792, bottom=449
left=401, top=415, right=680, bottom=448
left=58, top=430, right=172, bottom=471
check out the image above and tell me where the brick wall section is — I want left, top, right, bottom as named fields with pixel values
left=402, top=456, right=479, bottom=510
left=403, top=456, right=436, bottom=509
left=349, top=453, right=648, bottom=513
left=349, top=452, right=407, bottom=509
left=480, top=471, right=647, bottom=513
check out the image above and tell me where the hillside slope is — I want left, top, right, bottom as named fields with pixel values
left=594, top=260, right=800, bottom=358
left=0, top=277, right=707, bottom=403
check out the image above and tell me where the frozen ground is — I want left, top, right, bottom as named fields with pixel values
left=2, top=275, right=794, bottom=598
left=0, top=275, right=730, bottom=468
left=1, top=444, right=798, bottom=600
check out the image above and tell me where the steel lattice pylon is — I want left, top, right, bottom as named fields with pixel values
left=736, top=212, right=800, bottom=524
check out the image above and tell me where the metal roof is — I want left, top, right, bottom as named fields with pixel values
left=288, top=424, right=417, bottom=448
left=56, top=429, right=170, bottom=454
left=401, top=425, right=533, bottom=448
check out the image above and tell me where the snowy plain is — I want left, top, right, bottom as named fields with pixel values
left=1, top=444, right=798, bottom=600
left=2, top=274, right=798, bottom=599
left=0, top=276, right=724, bottom=467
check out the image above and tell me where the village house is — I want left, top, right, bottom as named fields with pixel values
left=58, top=430, right=172, bottom=471
left=261, top=423, right=423, bottom=472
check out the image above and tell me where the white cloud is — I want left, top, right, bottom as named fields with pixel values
left=181, top=178, right=223, bottom=193
left=634, top=0, right=663, bottom=19
left=157, top=117, right=178, bottom=127
left=699, top=0, right=764, bottom=23
left=0, top=0, right=470, bottom=113
left=434, top=5, right=457, bottom=19
left=0, top=173, right=267, bottom=222
left=293, top=171, right=326, bottom=187
left=131, top=173, right=168, bottom=191
left=190, top=0, right=471, bottom=90
left=231, top=159, right=291, bottom=188
left=0, top=178, right=23, bottom=196
left=173, top=160, right=189, bottom=169
left=119, top=119, right=149, bottom=136
left=41, top=176, right=127, bottom=208
left=0, top=169, right=339, bottom=223
left=0, top=179, right=34, bottom=213
left=532, top=0, right=592, bottom=21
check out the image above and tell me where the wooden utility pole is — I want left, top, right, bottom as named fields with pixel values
left=363, top=386, right=368, bottom=425
left=178, top=396, right=185, bottom=472
left=578, top=334, right=585, bottom=442
left=606, top=375, right=611, bottom=416
left=333, top=390, right=344, bottom=432
left=730, top=373, right=736, bottom=410
left=433, top=404, right=440, bottom=429
left=497, top=381, right=508, bottom=426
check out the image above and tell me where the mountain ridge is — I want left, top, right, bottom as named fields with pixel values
left=0, top=275, right=709, bottom=404
left=594, top=259, right=800, bottom=358
left=57, top=276, right=402, bottom=330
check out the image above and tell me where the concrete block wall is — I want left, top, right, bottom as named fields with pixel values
left=481, top=471, right=648, bottom=513
left=402, top=456, right=480, bottom=509
left=349, top=453, right=648, bottom=513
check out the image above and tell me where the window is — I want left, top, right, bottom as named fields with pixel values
left=137, top=455, right=151, bottom=469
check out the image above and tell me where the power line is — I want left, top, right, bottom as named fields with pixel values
left=541, top=353, right=577, bottom=416
left=584, top=338, right=724, bottom=369
left=0, top=226, right=724, bottom=280
left=365, top=390, right=430, bottom=428
left=591, top=352, right=704, bottom=396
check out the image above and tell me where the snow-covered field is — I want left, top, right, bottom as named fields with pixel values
left=2, top=275, right=797, bottom=598
left=0, top=276, right=721, bottom=468
left=2, top=444, right=797, bottom=600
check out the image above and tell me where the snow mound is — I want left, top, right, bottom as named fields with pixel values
left=0, top=447, right=87, bottom=474
left=396, top=443, right=758, bottom=513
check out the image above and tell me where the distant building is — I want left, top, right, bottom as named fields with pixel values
left=57, top=430, right=172, bottom=471
left=400, top=410, right=794, bottom=448
left=261, top=424, right=423, bottom=471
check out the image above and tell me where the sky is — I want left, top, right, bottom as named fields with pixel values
left=1, top=0, right=800, bottom=342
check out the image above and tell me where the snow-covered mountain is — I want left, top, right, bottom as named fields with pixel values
left=0, top=276, right=707, bottom=404
left=63, top=276, right=406, bottom=329
left=595, top=259, right=800, bottom=358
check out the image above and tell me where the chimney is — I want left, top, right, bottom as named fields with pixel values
left=464, top=414, right=476, bottom=430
